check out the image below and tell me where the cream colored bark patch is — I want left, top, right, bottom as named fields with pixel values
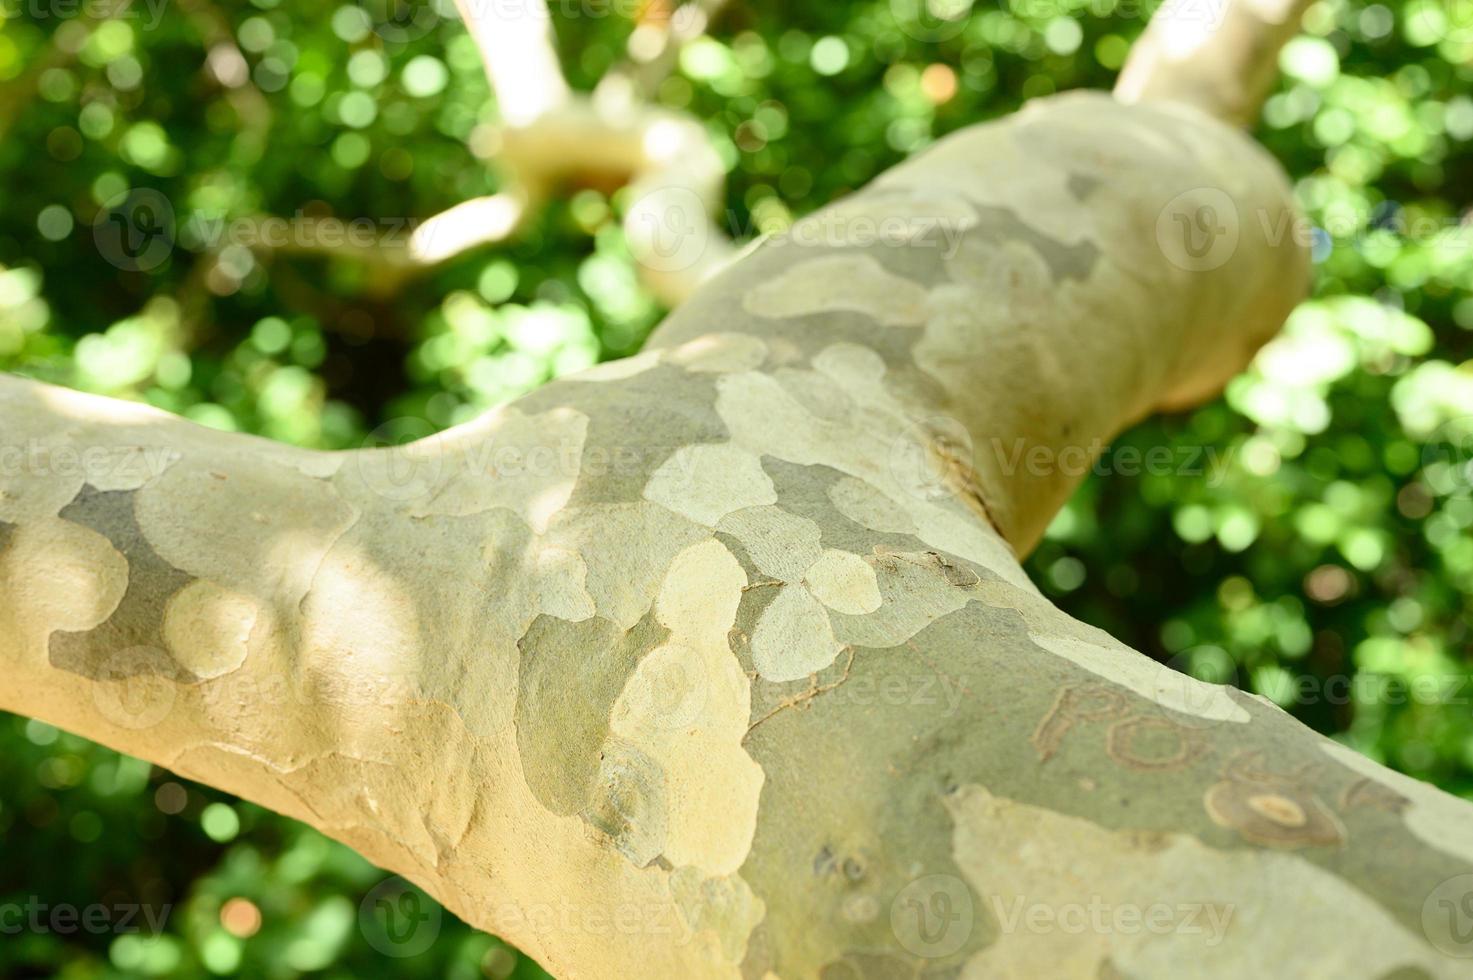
left=669, top=333, right=768, bottom=374
left=0, top=519, right=128, bottom=650
left=542, top=501, right=709, bottom=630
left=530, top=546, right=596, bottom=622
left=751, top=583, right=841, bottom=682
left=565, top=349, right=662, bottom=381
left=804, top=549, right=882, bottom=615
left=945, top=784, right=1452, bottom=979
left=410, top=405, right=588, bottom=534
left=609, top=540, right=763, bottom=876
left=670, top=866, right=766, bottom=967
left=1322, top=741, right=1473, bottom=865
left=644, top=444, right=777, bottom=527
left=741, top=255, right=929, bottom=327
left=163, top=580, right=259, bottom=679
left=299, top=545, right=422, bottom=726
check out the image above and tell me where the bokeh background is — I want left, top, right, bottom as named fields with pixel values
left=2, top=0, right=1472, bottom=975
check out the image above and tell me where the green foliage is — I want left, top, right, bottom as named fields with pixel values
left=0, top=0, right=1471, bottom=974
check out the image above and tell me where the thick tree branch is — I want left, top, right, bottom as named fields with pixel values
left=7, top=86, right=1472, bottom=978
left=1115, top=0, right=1316, bottom=126
left=233, top=0, right=735, bottom=306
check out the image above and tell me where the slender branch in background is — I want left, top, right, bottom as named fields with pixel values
left=236, top=0, right=737, bottom=307
left=452, top=0, right=571, bottom=126
left=1115, top=0, right=1317, bottom=126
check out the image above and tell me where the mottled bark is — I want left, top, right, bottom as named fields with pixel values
left=6, top=89, right=1473, bottom=978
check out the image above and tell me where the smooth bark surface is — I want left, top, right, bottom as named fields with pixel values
left=6, top=88, right=1473, bottom=977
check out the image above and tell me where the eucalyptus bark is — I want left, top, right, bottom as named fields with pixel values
left=4, top=11, right=1473, bottom=979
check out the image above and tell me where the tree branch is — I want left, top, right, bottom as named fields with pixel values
left=8, top=85, right=1471, bottom=976
left=1115, top=0, right=1316, bottom=126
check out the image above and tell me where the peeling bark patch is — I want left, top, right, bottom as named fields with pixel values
left=0, top=519, right=14, bottom=554
left=162, top=580, right=258, bottom=680
left=751, top=583, right=841, bottom=682
left=584, top=736, right=669, bottom=867
left=514, top=610, right=669, bottom=816
left=742, top=254, right=930, bottom=328
left=804, top=549, right=882, bottom=615
left=50, top=484, right=197, bottom=682
left=670, top=866, right=766, bottom=966
left=644, top=443, right=777, bottom=526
